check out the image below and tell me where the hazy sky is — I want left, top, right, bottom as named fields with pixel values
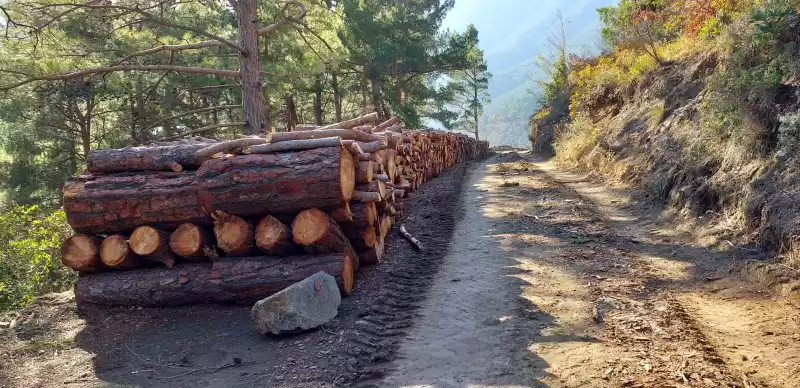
left=442, top=0, right=615, bottom=57
left=441, top=0, right=559, bottom=55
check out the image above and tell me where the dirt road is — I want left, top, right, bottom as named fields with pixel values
left=382, top=154, right=800, bottom=387
left=2, top=154, right=799, bottom=387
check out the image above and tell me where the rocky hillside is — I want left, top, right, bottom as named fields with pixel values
left=536, top=1, right=800, bottom=281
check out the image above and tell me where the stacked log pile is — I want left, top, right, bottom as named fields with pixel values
left=60, top=114, right=489, bottom=306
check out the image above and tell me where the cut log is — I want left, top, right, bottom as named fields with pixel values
left=255, top=215, right=297, bottom=256
left=268, top=129, right=381, bottom=143
left=195, top=137, right=266, bottom=158
left=356, top=160, right=373, bottom=184
left=374, top=116, right=400, bottom=132
left=61, top=235, right=103, bottom=272
left=100, top=235, right=146, bottom=269
left=212, top=211, right=255, bottom=257
left=357, top=140, right=388, bottom=153
left=328, top=202, right=353, bottom=223
left=169, top=223, right=215, bottom=261
left=359, top=237, right=384, bottom=266
left=87, top=143, right=211, bottom=173
left=197, top=147, right=355, bottom=217
left=317, top=112, right=378, bottom=130
left=356, top=180, right=386, bottom=197
left=130, top=226, right=177, bottom=268
left=75, top=254, right=355, bottom=306
left=352, top=191, right=382, bottom=202
left=247, top=137, right=342, bottom=154
left=63, top=171, right=210, bottom=235
left=342, top=226, right=376, bottom=250
left=292, top=208, right=360, bottom=269
left=348, top=202, right=377, bottom=228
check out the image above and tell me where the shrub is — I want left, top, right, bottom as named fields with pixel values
left=0, top=206, right=74, bottom=311
left=554, top=116, right=598, bottom=164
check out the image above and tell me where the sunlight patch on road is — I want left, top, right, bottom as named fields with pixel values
left=635, top=254, right=694, bottom=281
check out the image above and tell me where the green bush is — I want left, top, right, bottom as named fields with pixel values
left=0, top=206, right=74, bottom=311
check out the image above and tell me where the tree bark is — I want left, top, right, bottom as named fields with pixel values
left=284, top=92, right=298, bottom=131
left=359, top=236, right=384, bottom=266
left=233, top=0, right=267, bottom=135
left=75, top=254, right=355, bottom=306
left=61, top=235, right=103, bottom=272
left=197, top=147, right=355, bottom=217
left=130, top=226, right=178, bottom=268
left=63, top=171, right=210, bottom=234
left=100, top=234, right=147, bottom=269
left=342, top=225, right=376, bottom=251
left=169, top=223, right=215, bottom=261
left=255, top=215, right=297, bottom=256
left=212, top=211, right=256, bottom=257
left=292, top=208, right=360, bottom=269
left=87, top=143, right=211, bottom=173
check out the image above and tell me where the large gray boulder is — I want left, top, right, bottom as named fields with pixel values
left=251, top=271, right=341, bottom=335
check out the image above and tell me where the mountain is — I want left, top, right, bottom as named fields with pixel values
left=441, top=0, right=617, bottom=147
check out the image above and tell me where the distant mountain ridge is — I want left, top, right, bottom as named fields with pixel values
left=472, top=0, right=616, bottom=147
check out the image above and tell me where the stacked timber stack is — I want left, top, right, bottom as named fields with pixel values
left=59, top=113, right=488, bottom=307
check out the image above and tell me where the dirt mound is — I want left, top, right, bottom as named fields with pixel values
left=494, top=152, right=525, bottom=163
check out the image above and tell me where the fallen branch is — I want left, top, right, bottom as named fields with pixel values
left=399, top=224, right=423, bottom=251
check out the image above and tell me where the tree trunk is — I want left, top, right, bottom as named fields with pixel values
left=100, top=234, right=147, bottom=269
left=213, top=211, right=256, bottom=257
left=63, top=171, right=211, bottom=234
left=61, top=235, right=103, bottom=272
left=255, top=215, right=298, bottom=256
left=474, top=87, right=480, bottom=141
left=292, top=208, right=360, bottom=269
left=87, top=143, right=211, bottom=173
left=314, top=75, right=323, bottom=125
left=284, top=92, right=298, bottom=131
left=197, top=147, right=355, bottom=217
left=75, top=254, right=355, bottom=306
left=370, top=76, right=382, bottom=120
left=332, top=72, right=342, bottom=122
left=233, top=0, right=267, bottom=135
left=169, top=223, right=215, bottom=261
left=130, top=226, right=178, bottom=268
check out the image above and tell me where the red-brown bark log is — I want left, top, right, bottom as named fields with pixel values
left=255, top=215, right=298, bottom=256
left=169, top=223, right=215, bottom=261
left=130, top=226, right=178, bottom=268
left=197, top=147, right=355, bottom=217
left=63, top=171, right=210, bottom=234
left=75, top=254, right=355, bottom=306
left=292, top=208, right=360, bottom=269
left=87, top=143, right=210, bottom=173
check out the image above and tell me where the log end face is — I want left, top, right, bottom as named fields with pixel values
left=169, top=223, right=202, bottom=258
left=255, top=215, right=285, bottom=249
left=61, top=235, right=99, bottom=270
left=130, top=226, right=162, bottom=256
left=100, top=235, right=130, bottom=267
left=340, top=148, right=356, bottom=201
left=291, top=208, right=328, bottom=246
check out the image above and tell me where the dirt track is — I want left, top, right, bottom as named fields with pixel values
left=2, top=154, right=799, bottom=387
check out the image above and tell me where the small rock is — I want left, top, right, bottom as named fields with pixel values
left=251, top=272, right=341, bottom=335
